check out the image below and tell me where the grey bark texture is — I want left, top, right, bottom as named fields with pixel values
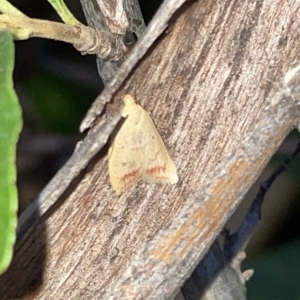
left=80, top=0, right=145, bottom=84
left=181, top=241, right=246, bottom=300
left=1, top=0, right=300, bottom=299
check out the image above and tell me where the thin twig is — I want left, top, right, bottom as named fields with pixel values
left=47, top=0, right=81, bottom=26
left=0, top=14, right=127, bottom=61
left=0, top=0, right=27, bottom=18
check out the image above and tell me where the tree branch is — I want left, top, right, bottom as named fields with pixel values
left=181, top=241, right=247, bottom=300
left=224, top=141, right=300, bottom=261
left=80, top=0, right=146, bottom=84
left=80, top=0, right=187, bottom=130
left=0, top=14, right=128, bottom=60
left=1, top=0, right=300, bottom=299
left=101, top=63, right=300, bottom=298
left=17, top=0, right=187, bottom=237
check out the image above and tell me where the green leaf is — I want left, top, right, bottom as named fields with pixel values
left=0, top=30, right=22, bottom=274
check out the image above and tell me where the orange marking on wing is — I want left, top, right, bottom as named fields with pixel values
left=121, top=169, right=140, bottom=182
left=146, top=164, right=166, bottom=175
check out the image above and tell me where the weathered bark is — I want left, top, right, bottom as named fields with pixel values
left=102, top=63, right=299, bottom=298
left=1, top=0, right=300, bottom=299
left=181, top=241, right=246, bottom=300
left=80, top=0, right=145, bottom=84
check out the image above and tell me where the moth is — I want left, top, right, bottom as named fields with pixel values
left=108, top=94, right=178, bottom=194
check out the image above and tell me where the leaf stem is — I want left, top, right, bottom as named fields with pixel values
left=0, top=0, right=27, bottom=18
left=47, top=0, right=81, bottom=26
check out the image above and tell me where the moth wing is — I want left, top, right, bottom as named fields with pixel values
left=139, top=109, right=178, bottom=185
left=108, top=106, right=144, bottom=195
